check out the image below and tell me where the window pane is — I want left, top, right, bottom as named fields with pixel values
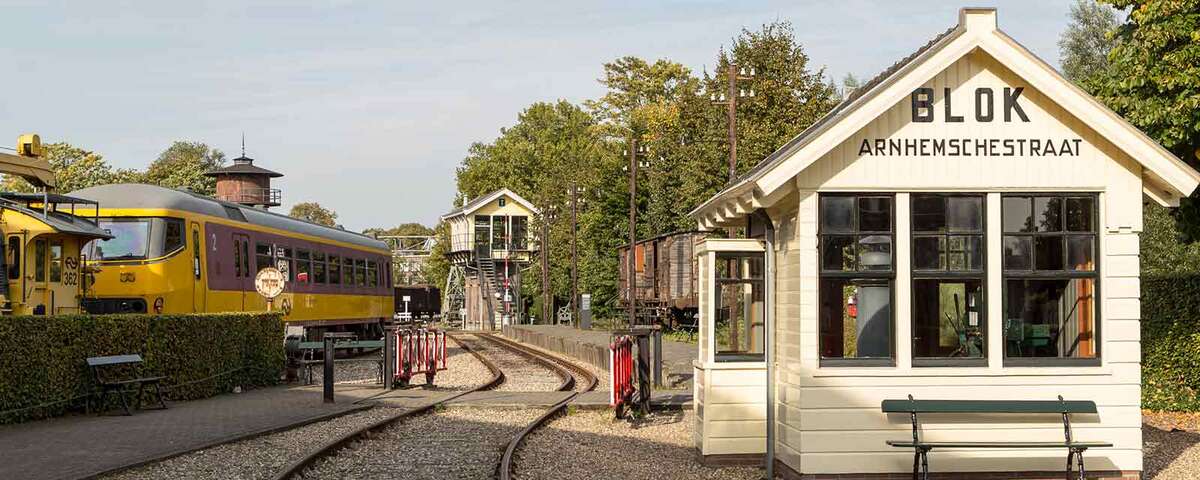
left=857, top=235, right=892, bottom=271
left=819, top=278, right=891, bottom=359
left=913, top=236, right=945, bottom=270
left=913, top=279, right=984, bottom=359
left=912, top=196, right=945, bottom=232
left=714, top=280, right=765, bottom=362
left=34, top=240, right=46, bottom=282
left=820, top=196, right=854, bottom=233
left=1002, top=197, right=1033, bottom=233
left=314, top=258, right=327, bottom=284
left=821, top=236, right=855, bottom=271
left=858, top=197, right=891, bottom=232
left=50, top=242, right=62, bottom=283
left=1034, top=236, right=1064, bottom=270
left=964, top=235, right=984, bottom=270
left=1003, top=236, right=1032, bottom=270
left=1034, top=197, right=1063, bottom=232
left=1067, top=235, right=1094, bottom=271
left=1066, top=197, right=1094, bottom=232
left=716, top=253, right=764, bottom=280
left=328, top=255, right=341, bottom=284
left=492, top=216, right=506, bottom=250
left=1004, top=278, right=1096, bottom=359
left=947, top=196, right=983, bottom=232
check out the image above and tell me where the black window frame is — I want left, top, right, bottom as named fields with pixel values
left=817, top=193, right=896, bottom=367
left=1001, top=193, right=1101, bottom=367
left=313, top=251, right=327, bottom=284
left=713, top=251, right=766, bottom=363
left=328, top=254, right=341, bottom=285
left=910, top=193, right=988, bottom=367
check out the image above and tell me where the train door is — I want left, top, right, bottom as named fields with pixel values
left=191, top=222, right=206, bottom=312
left=232, top=233, right=251, bottom=310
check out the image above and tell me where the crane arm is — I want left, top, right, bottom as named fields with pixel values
left=0, top=134, right=55, bottom=191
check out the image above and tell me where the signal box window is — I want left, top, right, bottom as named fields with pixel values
left=510, top=216, right=528, bottom=250
left=328, top=255, right=341, bottom=285
left=911, top=194, right=986, bottom=365
left=714, top=252, right=764, bottom=362
left=818, top=194, right=895, bottom=366
left=1002, top=195, right=1098, bottom=365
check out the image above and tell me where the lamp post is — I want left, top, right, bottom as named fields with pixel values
left=570, top=182, right=580, bottom=327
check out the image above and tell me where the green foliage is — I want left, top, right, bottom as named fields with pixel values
left=0, top=313, right=283, bottom=424
left=144, top=141, right=226, bottom=196
left=362, top=222, right=433, bottom=237
left=422, top=221, right=451, bottom=289
left=1059, top=0, right=1121, bottom=84
left=288, top=201, right=339, bottom=227
left=1142, top=275, right=1200, bottom=410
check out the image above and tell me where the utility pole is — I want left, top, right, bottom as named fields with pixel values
left=627, top=138, right=639, bottom=327
left=710, top=63, right=755, bottom=181
left=541, top=215, right=551, bottom=325
left=570, top=183, right=579, bottom=327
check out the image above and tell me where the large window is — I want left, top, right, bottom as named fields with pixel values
left=911, top=194, right=986, bottom=365
left=492, top=215, right=507, bottom=250
left=714, top=252, right=765, bottom=362
left=510, top=216, right=528, bottom=250
left=818, top=194, right=894, bottom=365
left=1002, top=195, right=1098, bottom=365
left=474, top=216, right=490, bottom=254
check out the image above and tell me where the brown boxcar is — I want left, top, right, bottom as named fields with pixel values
left=617, top=231, right=705, bottom=325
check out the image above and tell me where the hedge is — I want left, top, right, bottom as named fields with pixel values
left=0, top=312, right=284, bottom=424
left=1142, top=275, right=1200, bottom=411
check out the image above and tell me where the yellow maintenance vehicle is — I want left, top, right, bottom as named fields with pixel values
left=0, top=134, right=111, bottom=315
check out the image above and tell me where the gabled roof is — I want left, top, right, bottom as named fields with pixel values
left=691, top=7, right=1200, bottom=230
left=441, top=188, right=539, bottom=220
left=204, top=156, right=283, bottom=178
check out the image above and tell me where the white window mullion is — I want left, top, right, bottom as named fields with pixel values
left=895, top=193, right=912, bottom=369
left=986, top=192, right=1003, bottom=370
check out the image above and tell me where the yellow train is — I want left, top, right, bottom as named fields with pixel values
left=70, top=183, right=394, bottom=336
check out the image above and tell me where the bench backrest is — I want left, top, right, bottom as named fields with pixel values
left=86, top=354, right=144, bottom=367
left=881, top=398, right=1097, bottom=414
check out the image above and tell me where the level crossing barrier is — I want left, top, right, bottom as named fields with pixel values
left=393, top=328, right=447, bottom=387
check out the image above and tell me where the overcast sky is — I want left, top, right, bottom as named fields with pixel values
left=0, top=1, right=1074, bottom=230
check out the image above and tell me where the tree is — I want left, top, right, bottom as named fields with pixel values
left=1, top=142, right=132, bottom=193
left=841, top=73, right=863, bottom=99
left=288, top=202, right=338, bottom=227
left=1091, top=0, right=1200, bottom=239
left=363, top=222, right=434, bottom=238
left=144, top=141, right=225, bottom=195
left=1058, top=0, right=1120, bottom=84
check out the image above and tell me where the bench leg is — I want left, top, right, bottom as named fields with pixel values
left=135, top=383, right=145, bottom=411
left=1065, top=450, right=1074, bottom=480
left=116, top=388, right=132, bottom=416
left=911, top=447, right=930, bottom=480
left=1076, top=448, right=1086, bottom=480
left=920, top=448, right=929, bottom=480
left=152, top=381, right=167, bottom=409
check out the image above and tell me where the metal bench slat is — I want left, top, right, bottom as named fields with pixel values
left=886, top=440, right=1113, bottom=448
left=86, top=354, right=144, bottom=366
left=881, top=399, right=1097, bottom=414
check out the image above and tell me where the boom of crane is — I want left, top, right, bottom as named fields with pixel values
left=0, top=134, right=56, bottom=190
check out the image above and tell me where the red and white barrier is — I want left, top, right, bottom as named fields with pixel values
left=394, top=328, right=447, bottom=386
left=609, top=336, right=635, bottom=408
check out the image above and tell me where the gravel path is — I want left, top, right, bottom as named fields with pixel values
left=1144, top=411, right=1200, bottom=479
left=513, top=409, right=759, bottom=480
left=455, top=334, right=564, bottom=392
left=499, top=334, right=610, bottom=393
left=300, top=407, right=544, bottom=479
left=103, top=407, right=401, bottom=480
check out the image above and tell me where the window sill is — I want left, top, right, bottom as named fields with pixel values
left=810, top=365, right=1112, bottom=378
left=693, top=359, right=766, bottom=371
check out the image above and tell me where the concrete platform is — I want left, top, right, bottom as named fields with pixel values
left=0, top=385, right=366, bottom=480
left=502, top=324, right=698, bottom=389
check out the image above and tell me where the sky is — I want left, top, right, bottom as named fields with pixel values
left=0, top=1, right=1075, bottom=231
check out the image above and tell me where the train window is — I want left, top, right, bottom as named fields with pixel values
left=328, top=255, right=341, bottom=285
left=34, top=240, right=46, bottom=282
left=7, top=237, right=19, bottom=280
left=49, top=241, right=63, bottom=283
left=233, top=239, right=243, bottom=277
left=366, top=261, right=377, bottom=287
left=255, top=243, right=272, bottom=273
left=241, top=241, right=250, bottom=277
left=163, top=219, right=185, bottom=254
left=313, top=252, right=326, bottom=283
left=343, top=257, right=355, bottom=285
left=297, top=250, right=311, bottom=283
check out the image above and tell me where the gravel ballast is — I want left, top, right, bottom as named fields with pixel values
left=103, top=407, right=401, bottom=480
left=300, top=407, right=544, bottom=479
left=1144, top=411, right=1200, bottom=479
left=514, top=409, right=759, bottom=480
left=454, top=334, right=563, bottom=392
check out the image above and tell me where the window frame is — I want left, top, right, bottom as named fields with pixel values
left=910, top=193, right=988, bottom=367
left=713, top=251, right=766, bottom=363
left=1001, top=193, right=1102, bottom=367
left=817, top=193, right=897, bottom=367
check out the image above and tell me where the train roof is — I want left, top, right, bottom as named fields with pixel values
left=69, top=183, right=387, bottom=251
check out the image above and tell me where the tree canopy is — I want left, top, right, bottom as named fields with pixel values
left=144, top=141, right=226, bottom=195
left=1058, top=0, right=1121, bottom=85
left=288, top=202, right=339, bottom=227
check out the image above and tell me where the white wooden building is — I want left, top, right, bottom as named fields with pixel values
left=688, top=8, right=1200, bottom=479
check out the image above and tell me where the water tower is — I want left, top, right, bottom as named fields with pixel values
left=205, top=144, right=282, bottom=209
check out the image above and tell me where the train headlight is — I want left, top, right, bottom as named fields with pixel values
left=153, top=297, right=164, bottom=314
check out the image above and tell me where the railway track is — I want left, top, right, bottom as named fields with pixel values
left=275, top=331, right=596, bottom=480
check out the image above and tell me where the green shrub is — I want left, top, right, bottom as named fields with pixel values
left=1142, top=275, right=1200, bottom=411
left=0, top=312, right=283, bottom=423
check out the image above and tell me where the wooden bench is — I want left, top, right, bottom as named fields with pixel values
left=86, top=354, right=167, bottom=416
left=882, top=395, right=1111, bottom=480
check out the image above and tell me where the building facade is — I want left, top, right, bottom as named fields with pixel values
left=689, top=8, right=1200, bottom=478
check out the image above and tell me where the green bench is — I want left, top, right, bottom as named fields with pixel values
left=882, top=395, right=1111, bottom=480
